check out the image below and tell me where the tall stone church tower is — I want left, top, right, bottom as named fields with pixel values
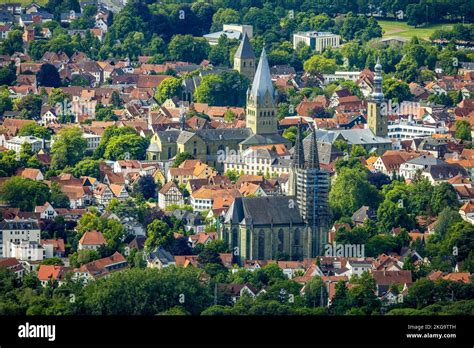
left=246, top=47, right=278, bottom=135
left=367, top=58, right=387, bottom=137
left=233, top=32, right=255, bottom=82
left=289, top=121, right=330, bottom=256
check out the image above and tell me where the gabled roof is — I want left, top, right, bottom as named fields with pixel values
left=79, top=230, right=106, bottom=246
left=234, top=32, right=255, bottom=60
left=224, top=196, right=303, bottom=226
left=159, top=181, right=180, bottom=194
left=372, top=270, right=413, bottom=286
left=37, top=265, right=67, bottom=282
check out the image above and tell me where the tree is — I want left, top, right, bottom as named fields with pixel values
left=224, top=169, right=240, bottom=183
left=69, top=249, right=101, bottom=268
left=111, top=91, right=122, bottom=108
left=95, top=104, right=117, bottom=121
left=15, top=95, right=43, bottom=120
left=330, top=280, right=351, bottom=314
left=51, top=127, right=87, bottom=170
left=223, top=109, right=236, bottom=123
left=168, top=35, right=210, bottom=64
left=0, top=29, right=23, bottom=55
left=304, top=276, right=326, bottom=307
left=282, top=126, right=298, bottom=145
left=197, top=248, right=223, bottom=266
left=50, top=182, right=70, bottom=208
left=145, top=220, right=173, bottom=251
left=79, top=267, right=212, bottom=315
left=434, top=207, right=462, bottom=237
left=329, top=167, right=381, bottom=219
left=133, top=175, right=157, bottom=199
left=0, top=86, right=13, bottom=116
left=430, top=182, right=459, bottom=215
left=37, top=64, right=61, bottom=88
left=193, top=70, right=249, bottom=107
left=48, top=88, right=70, bottom=107
left=0, top=65, right=16, bottom=85
left=211, top=8, right=240, bottom=32
left=209, top=34, right=239, bottom=67
left=304, top=55, right=337, bottom=74
left=46, top=0, right=80, bottom=19
left=395, top=57, right=418, bottom=82
left=0, top=177, right=50, bottom=211
left=172, top=152, right=194, bottom=167
left=154, top=77, right=182, bottom=104
left=383, top=78, right=411, bottom=104
left=103, top=133, right=149, bottom=160
left=93, top=126, right=137, bottom=159
left=18, top=123, right=51, bottom=140
left=455, top=120, right=472, bottom=141
left=72, top=158, right=101, bottom=179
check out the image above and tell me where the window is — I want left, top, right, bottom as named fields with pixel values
left=258, top=230, right=265, bottom=259
left=278, top=229, right=284, bottom=253
left=294, top=228, right=300, bottom=246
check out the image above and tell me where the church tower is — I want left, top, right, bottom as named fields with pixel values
left=233, top=32, right=255, bottom=82
left=290, top=120, right=330, bottom=256
left=246, top=47, right=278, bottom=135
left=367, top=58, right=387, bottom=137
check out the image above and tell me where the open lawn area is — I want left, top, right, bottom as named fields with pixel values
left=2, top=0, right=48, bottom=6
left=378, top=20, right=455, bottom=40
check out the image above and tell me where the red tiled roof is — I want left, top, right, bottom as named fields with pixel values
left=79, top=230, right=106, bottom=246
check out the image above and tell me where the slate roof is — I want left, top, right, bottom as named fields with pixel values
left=148, top=247, right=175, bottom=265
left=239, top=133, right=290, bottom=146
left=351, top=206, right=376, bottom=223
left=155, top=129, right=181, bottom=143
left=0, top=219, right=39, bottom=230
left=250, top=48, right=275, bottom=103
left=224, top=196, right=304, bottom=226
left=405, top=155, right=444, bottom=166
left=234, top=32, right=255, bottom=60
left=425, top=163, right=467, bottom=180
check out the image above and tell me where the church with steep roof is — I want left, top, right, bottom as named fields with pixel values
left=220, top=121, right=330, bottom=264
left=147, top=36, right=291, bottom=170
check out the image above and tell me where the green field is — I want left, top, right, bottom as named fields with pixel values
left=2, top=0, right=48, bottom=6
left=378, top=20, right=455, bottom=39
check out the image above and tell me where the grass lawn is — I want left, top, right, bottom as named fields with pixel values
left=2, top=0, right=48, bottom=6
left=378, top=20, right=455, bottom=40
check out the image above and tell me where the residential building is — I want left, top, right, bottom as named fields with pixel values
left=399, top=155, right=444, bottom=180
left=78, top=230, right=106, bottom=250
left=0, top=258, right=25, bottom=279
left=37, top=265, right=68, bottom=287
left=5, top=136, right=43, bottom=154
left=158, top=181, right=184, bottom=210
left=146, top=247, right=176, bottom=269
left=10, top=241, right=45, bottom=262
left=73, top=251, right=128, bottom=282
left=0, top=219, right=41, bottom=258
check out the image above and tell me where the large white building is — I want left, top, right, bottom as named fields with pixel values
left=322, top=71, right=361, bottom=85
left=223, top=146, right=291, bottom=177
left=10, top=241, right=45, bottom=262
left=293, top=31, right=341, bottom=52
left=388, top=119, right=448, bottom=140
left=0, top=219, right=41, bottom=258
left=204, top=24, right=253, bottom=45
left=398, top=155, right=444, bottom=180
left=5, top=136, right=43, bottom=154
left=83, top=132, right=101, bottom=151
